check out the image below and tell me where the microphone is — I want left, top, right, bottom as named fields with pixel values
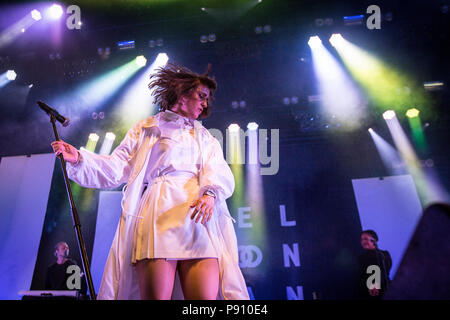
left=37, top=101, right=70, bottom=127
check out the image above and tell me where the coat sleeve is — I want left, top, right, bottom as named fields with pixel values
left=65, top=122, right=142, bottom=189
left=198, top=134, right=235, bottom=203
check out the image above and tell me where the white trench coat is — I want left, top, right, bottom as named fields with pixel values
left=66, top=111, right=249, bottom=300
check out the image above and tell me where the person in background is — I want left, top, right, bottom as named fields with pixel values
left=45, top=241, right=86, bottom=295
left=358, top=230, right=392, bottom=299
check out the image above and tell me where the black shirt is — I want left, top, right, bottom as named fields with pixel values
left=45, top=259, right=83, bottom=292
left=358, top=249, right=392, bottom=299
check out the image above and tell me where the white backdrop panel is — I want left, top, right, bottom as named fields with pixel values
left=352, top=175, right=423, bottom=277
left=0, top=153, right=55, bottom=299
left=91, top=191, right=122, bottom=293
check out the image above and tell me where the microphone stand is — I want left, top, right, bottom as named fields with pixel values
left=49, top=114, right=96, bottom=300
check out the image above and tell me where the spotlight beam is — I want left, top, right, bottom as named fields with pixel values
left=0, top=12, right=41, bottom=49
left=309, top=35, right=366, bottom=129
left=332, top=35, right=429, bottom=111
left=384, top=114, right=448, bottom=205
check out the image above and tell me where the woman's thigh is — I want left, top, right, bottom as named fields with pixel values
left=178, top=258, right=219, bottom=300
left=135, top=258, right=178, bottom=300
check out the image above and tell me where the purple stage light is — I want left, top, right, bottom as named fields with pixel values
left=6, top=70, right=17, bottom=81
left=31, top=9, right=42, bottom=21
left=48, top=4, right=63, bottom=20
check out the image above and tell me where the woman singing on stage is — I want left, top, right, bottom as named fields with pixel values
left=51, top=63, right=249, bottom=300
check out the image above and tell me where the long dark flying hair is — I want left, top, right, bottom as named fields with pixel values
left=148, top=63, right=217, bottom=119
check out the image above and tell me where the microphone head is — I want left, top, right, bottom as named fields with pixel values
left=62, top=117, right=70, bottom=127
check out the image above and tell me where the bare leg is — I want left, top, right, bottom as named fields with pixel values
left=135, top=258, right=178, bottom=300
left=178, top=258, right=219, bottom=300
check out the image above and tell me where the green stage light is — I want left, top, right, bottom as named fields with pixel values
left=332, top=35, right=430, bottom=114
left=406, top=108, right=420, bottom=118
left=135, top=55, right=147, bottom=67
left=85, top=133, right=99, bottom=152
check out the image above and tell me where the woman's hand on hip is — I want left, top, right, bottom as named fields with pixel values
left=190, top=195, right=215, bottom=224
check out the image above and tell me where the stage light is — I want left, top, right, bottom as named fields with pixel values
left=105, top=132, right=115, bottom=140
left=406, top=108, right=427, bottom=153
left=31, top=10, right=42, bottom=21
left=384, top=112, right=448, bottom=206
left=406, top=108, right=420, bottom=118
left=135, top=55, right=147, bottom=67
left=89, top=133, right=99, bottom=142
left=423, top=81, right=444, bottom=91
left=247, top=122, right=259, bottom=131
left=343, top=14, right=364, bottom=26
left=54, top=57, right=145, bottom=114
left=118, top=40, right=135, bottom=50
left=85, top=133, right=99, bottom=152
left=0, top=11, right=42, bottom=49
left=383, top=110, right=396, bottom=120
left=114, top=52, right=169, bottom=133
left=48, top=4, right=63, bottom=20
left=332, top=37, right=430, bottom=112
left=368, top=128, right=405, bottom=175
left=200, top=35, right=208, bottom=43
left=208, top=34, right=216, bottom=42
left=99, top=132, right=116, bottom=155
left=263, top=25, right=272, bottom=33
left=309, top=33, right=366, bottom=130
left=6, top=70, right=17, bottom=81
left=308, top=36, right=322, bottom=49
left=329, top=33, right=344, bottom=47
left=228, top=124, right=240, bottom=133
left=154, top=52, right=169, bottom=66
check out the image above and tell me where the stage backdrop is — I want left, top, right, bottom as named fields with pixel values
left=91, top=191, right=123, bottom=293
left=0, top=154, right=55, bottom=300
left=352, top=175, right=423, bottom=277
